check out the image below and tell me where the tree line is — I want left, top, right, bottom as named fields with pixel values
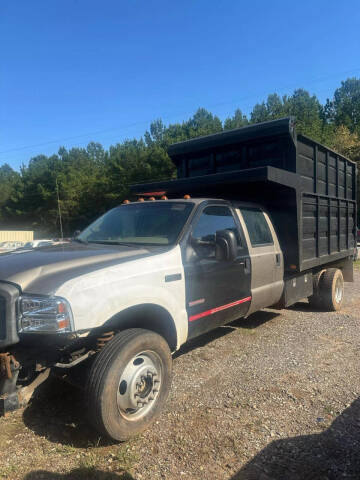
left=1, top=77, right=360, bottom=236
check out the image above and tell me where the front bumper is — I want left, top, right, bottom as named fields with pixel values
left=0, top=283, right=20, bottom=350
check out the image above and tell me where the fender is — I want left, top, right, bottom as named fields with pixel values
left=98, top=303, right=179, bottom=352
left=55, top=245, right=188, bottom=349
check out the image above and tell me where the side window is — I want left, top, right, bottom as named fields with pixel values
left=241, top=207, right=273, bottom=247
left=193, top=205, right=241, bottom=252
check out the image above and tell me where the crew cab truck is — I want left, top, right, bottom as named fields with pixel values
left=0, top=117, right=356, bottom=441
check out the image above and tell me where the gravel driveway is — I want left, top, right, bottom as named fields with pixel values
left=1, top=269, right=359, bottom=480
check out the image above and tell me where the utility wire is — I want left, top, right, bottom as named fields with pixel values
left=1, top=66, right=359, bottom=158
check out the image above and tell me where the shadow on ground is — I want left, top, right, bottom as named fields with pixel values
left=22, top=377, right=113, bottom=448
left=24, top=469, right=134, bottom=480
left=231, top=396, right=360, bottom=480
left=23, top=309, right=279, bottom=446
left=287, top=300, right=320, bottom=312
left=175, top=309, right=280, bottom=358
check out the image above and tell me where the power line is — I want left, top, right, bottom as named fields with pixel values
left=1, top=66, right=359, bottom=158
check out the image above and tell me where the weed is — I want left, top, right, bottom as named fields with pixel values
left=323, top=405, right=336, bottom=417
left=112, top=446, right=139, bottom=471
left=77, top=452, right=101, bottom=478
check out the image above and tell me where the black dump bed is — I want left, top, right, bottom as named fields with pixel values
left=132, top=117, right=357, bottom=274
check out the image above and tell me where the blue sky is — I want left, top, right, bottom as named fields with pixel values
left=1, top=0, right=360, bottom=169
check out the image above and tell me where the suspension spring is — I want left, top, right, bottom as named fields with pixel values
left=96, top=331, right=115, bottom=351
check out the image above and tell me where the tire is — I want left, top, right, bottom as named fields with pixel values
left=318, top=268, right=344, bottom=311
left=86, top=328, right=172, bottom=441
left=308, top=268, right=344, bottom=312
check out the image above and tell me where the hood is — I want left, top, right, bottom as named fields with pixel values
left=0, top=241, right=168, bottom=294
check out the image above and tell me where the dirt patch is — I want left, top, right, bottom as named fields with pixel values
left=1, top=273, right=359, bottom=479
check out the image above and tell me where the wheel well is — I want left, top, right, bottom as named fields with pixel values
left=100, top=304, right=178, bottom=351
left=311, top=257, right=354, bottom=283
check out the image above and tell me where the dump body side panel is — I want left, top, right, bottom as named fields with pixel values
left=297, top=135, right=357, bottom=271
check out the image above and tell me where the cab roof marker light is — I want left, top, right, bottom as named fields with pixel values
left=122, top=199, right=130, bottom=204
left=161, top=195, right=168, bottom=200
left=138, top=197, right=145, bottom=202
left=184, top=194, right=191, bottom=199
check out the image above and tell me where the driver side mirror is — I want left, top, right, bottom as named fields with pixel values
left=215, top=229, right=237, bottom=262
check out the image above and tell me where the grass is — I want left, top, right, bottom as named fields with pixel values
left=0, top=463, right=20, bottom=479
left=75, top=445, right=138, bottom=478
left=112, top=446, right=139, bottom=471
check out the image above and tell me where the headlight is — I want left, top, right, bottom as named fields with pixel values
left=19, top=295, right=74, bottom=333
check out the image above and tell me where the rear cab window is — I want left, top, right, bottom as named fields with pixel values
left=240, top=207, right=273, bottom=247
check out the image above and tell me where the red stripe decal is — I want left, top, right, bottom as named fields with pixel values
left=189, top=296, right=252, bottom=322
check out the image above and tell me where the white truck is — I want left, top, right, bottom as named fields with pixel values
left=0, top=118, right=356, bottom=441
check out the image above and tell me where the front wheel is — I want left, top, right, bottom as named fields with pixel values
left=86, top=328, right=172, bottom=441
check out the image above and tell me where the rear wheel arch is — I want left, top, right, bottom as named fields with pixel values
left=100, top=303, right=178, bottom=352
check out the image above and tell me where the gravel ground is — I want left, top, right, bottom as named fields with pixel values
left=1, top=268, right=359, bottom=480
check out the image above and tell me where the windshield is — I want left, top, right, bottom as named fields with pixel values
left=77, top=202, right=194, bottom=246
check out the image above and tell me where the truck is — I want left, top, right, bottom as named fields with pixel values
left=0, top=117, right=357, bottom=441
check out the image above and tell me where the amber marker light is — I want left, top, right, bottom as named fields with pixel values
left=138, top=197, right=145, bottom=202
left=184, top=194, right=191, bottom=199
left=161, top=195, right=168, bottom=200
left=122, top=199, right=130, bottom=204
left=149, top=197, right=155, bottom=201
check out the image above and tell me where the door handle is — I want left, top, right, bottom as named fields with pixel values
left=275, top=253, right=281, bottom=266
left=237, top=258, right=250, bottom=272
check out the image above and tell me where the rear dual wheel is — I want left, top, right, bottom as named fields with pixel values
left=86, top=328, right=172, bottom=441
left=308, top=268, right=344, bottom=311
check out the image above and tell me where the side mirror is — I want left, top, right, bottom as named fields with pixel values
left=215, top=229, right=237, bottom=261
left=190, top=235, right=215, bottom=259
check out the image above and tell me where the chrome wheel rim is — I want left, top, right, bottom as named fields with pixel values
left=117, top=350, right=162, bottom=421
left=335, top=277, right=343, bottom=303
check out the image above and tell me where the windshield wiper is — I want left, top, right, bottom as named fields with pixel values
left=87, top=240, right=140, bottom=247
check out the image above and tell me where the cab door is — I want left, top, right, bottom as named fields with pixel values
left=181, top=203, right=252, bottom=340
left=236, top=206, right=284, bottom=315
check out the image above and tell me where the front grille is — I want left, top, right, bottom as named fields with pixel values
left=0, top=296, right=6, bottom=340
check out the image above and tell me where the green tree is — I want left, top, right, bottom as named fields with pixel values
left=326, top=78, right=360, bottom=134
left=282, top=89, right=324, bottom=141
left=0, top=164, right=20, bottom=218
left=224, top=108, right=248, bottom=130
